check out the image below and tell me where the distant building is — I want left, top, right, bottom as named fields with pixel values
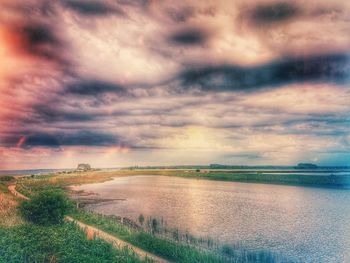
left=77, top=163, right=91, bottom=171
left=295, top=163, right=318, bottom=169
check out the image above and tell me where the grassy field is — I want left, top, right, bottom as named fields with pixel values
left=0, top=175, right=151, bottom=263
left=0, top=222, right=150, bottom=263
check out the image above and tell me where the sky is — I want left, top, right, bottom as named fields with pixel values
left=0, top=0, right=349, bottom=169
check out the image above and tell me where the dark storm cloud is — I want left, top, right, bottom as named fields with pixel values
left=65, top=80, right=126, bottom=96
left=23, top=133, right=60, bottom=148
left=2, top=131, right=120, bottom=148
left=58, top=131, right=118, bottom=147
left=168, top=27, right=209, bottom=45
left=61, top=0, right=125, bottom=16
left=32, top=104, right=97, bottom=123
left=1, top=133, right=59, bottom=148
left=178, top=53, right=350, bottom=92
left=249, top=1, right=300, bottom=24
left=21, top=23, right=59, bottom=46
left=10, top=21, right=68, bottom=65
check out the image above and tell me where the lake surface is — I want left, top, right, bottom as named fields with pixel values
left=75, top=176, right=350, bottom=263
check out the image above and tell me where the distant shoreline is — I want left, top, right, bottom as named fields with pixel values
left=5, top=167, right=350, bottom=188
left=0, top=169, right=73, bottom=177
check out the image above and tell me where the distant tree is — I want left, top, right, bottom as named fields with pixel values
left=19, top=190, right=72, bottom=225
left=138, top=214, right=145, bottom=226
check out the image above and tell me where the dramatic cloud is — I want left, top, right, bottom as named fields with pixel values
left=0, top=0, right=349, bottom=169
left=168, top=27, right=209, bottom=46
left=249, top=2, right=300, bottom=24
left=178, top=53, right=350, bottom=92
left=3, top=131, right=120, bottom=148
left=65, top=80, right=126, bottom=96
left=32, top=104, right=97, bottom=122
left=5, top=21, right=68, bottom=66
left=60, top=0, right=125, bottom=16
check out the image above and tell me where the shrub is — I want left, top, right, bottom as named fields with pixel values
left=19, top=190, right=72, bottom=225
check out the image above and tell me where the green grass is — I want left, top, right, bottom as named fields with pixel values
left=119, top=169, right=349, bottom=188
left=0, top=222, right=150, bottom=263
left=71, top=210, right=227, bottom=263
left=71, top=210, right=293, bottom=263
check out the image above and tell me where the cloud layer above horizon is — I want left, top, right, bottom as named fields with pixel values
left=0, top=0, right=349, bottom=169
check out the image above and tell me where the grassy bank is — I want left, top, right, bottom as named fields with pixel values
left=71, top=210, right=291, bottom=263
left=0, top=175, right=150, bottom=263
left=71, top=210, right=226, bottom=262
left=0, top=222, right=149, bottom=263
left=16, top=168, right=350, bottom=198
left=117, top=169, right=350, bottom=188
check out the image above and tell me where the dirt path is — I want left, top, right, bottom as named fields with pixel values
left=65, top=216, right=168, bottom=262
left=7, top=184, right=29, bottom=200
left=8, top=184, right=169, bottom=263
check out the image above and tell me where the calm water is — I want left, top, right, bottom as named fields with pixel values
left=75, top=176, right=350, bottom=263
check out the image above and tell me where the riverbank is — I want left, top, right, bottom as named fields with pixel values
left=0, top=178, right=153, bottom=263
left=92, top=169, right=350, bottom=188
left=5, top=183, right=167, bottom=263
left=151, top=169, right=350, bottom=188
left=9, top=167, right=350, bottom=194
